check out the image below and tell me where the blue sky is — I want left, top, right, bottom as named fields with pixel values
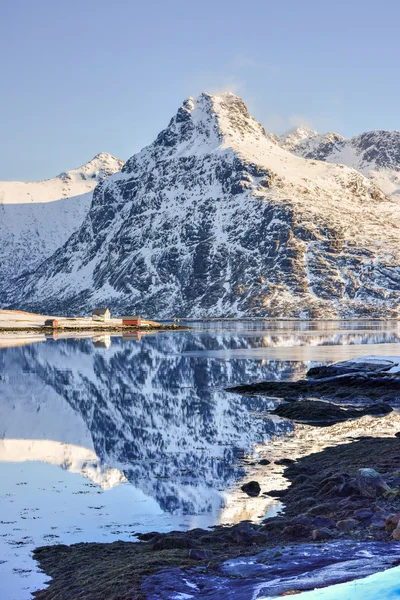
left=1, top=0, right=399, bottom=181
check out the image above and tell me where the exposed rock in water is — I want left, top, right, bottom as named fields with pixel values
left=241, top=480, right=261, bottom=496
left=228, top=357, right=400, bottom=403
left=272, top=399, right=392, bottom=426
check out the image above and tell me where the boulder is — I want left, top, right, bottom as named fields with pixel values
left=312, top=517, right=335, bottom=529
left=259, top=459, right=271, bottom=465
left=386, top=513, right=400, bottom=532
left=336, top=519, right=359, bottom=532
left=353, top=508, right=374, bottom=521
left=312, top=528, right=334, bottom=541
left=241, top=481, right=261, bottom=497
left=275, top=458, right=296, bottom=466
left=282, top=524, right=310, bottom=539
left=356, top=468, right=390, bottom=498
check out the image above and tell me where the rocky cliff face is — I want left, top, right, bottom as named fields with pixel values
left=5, top=93, right=400, bottom=318
left=0, top=152, right=124, bottom=287
left=272, top=127, right=400, bottom=203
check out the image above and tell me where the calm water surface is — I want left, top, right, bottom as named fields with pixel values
left=1, top=320, right=400, bottom=599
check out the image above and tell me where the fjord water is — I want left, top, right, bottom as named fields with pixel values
left=1, top=321, right=400, bottom=599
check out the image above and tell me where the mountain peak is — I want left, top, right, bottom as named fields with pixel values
left=123, top=92, right=268, bottom=173
left=58, top=152, right=124, bottom=183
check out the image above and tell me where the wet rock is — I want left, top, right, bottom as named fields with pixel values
left=356, top=468, right=390, bottom=498
left=151, top=535, right=194, bottom=551
left=188, top=548, right=214, bottom=560
left=261, top=516, right=288, bottom=532
left=353, top=508, right=374, bottom=521
left=295, top=515, right=313, bottom=526
left=386, top=513, right=400, bottom=532
left=229, top=523, right=269, bottom=545
left=312, top=527, right=334, bottom=541
left=293, top=497, right=318, bottom=511
left=259, top=459, right=271, bottom=465
left=312, top=517, right=335, bottom=529
left=282, top=524, right=310, bottom=539
left=272, top=400, right=392, bottom=426
left=275, top=458, right=296, bottom=466
left=199, top=535, right=223, bottom=545
left=370, top=516, right=386, bottom=529
left=241, top=481, right=261, bottom=497
left=336, top=519, right=359, bottom=532
left=292, top=474, right=310, bottom=485
left=264, top=489, right=286, bottom=498
left=307, top=502, right=337, bottom=516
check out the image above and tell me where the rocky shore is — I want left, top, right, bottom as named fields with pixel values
left=228, top=356, right=400, bottom=403
left=31, top=357, right=400, bottom=599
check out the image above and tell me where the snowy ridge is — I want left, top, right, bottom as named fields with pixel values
left=5, top=92, right=400, bottom=318
left=271, top=126, right=400, bottom=203
left=0, top=152, right=124, bottom=285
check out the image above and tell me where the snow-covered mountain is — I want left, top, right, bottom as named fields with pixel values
left=0, top=152, right=124, bottom=286
left=271, top=127, right=400, bottom=203
left=5, top=93, right=400, bottom=318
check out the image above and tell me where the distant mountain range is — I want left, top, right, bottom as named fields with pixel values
left=0, top=152, right=123, bottom=286
left=3, top=93, right=400, bottom=318
left=268, top=126, right=400, bottom=202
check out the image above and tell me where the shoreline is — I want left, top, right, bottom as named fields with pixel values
left=31, top=435, right=400, bottom=600
left=0, top=324, right=187, bottom=333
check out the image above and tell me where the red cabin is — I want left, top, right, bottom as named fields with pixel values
left=44, top=319, right=59, bottom=328
left=122, top=315, right=142, bottom=327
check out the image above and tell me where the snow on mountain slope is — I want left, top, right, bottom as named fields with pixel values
left=272, top=127, right=400, bottom=202
left=0, top=152, right=124, bottom=285
left=6, top=93, right=400, bottom=318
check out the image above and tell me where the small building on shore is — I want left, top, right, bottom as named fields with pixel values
left=44, top=318, right=59, bottom=328
left=92, top=308, right=111, bottom=322
left=122, top=315, right=142, bottom=326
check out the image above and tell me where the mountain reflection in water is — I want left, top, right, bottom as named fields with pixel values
left=0, top=321, right=400, bottom=599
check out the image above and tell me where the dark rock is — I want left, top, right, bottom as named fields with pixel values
left=241, top=481, right=261, bottom=497
left=336, top=519, right=359, bottom=532
left=312, top=517, right=336, bottom=529
left=307, top=502, right=337, bottom=516
left=395, top=432, right=400, bottom=438
left=295, top=515, right=313, bottom=526
left=356, top=468, right=390, bottom=498
left=272, top=399, right=392, bottom=426
left=151, top=536, right=194, bottom=551
left=312, top=527, right=334, bottom=540
left=264, top=489, right=286, bottom=498
left=188, top=549, right=214, bottom=560
left=386, top=513, right=400, bottom=532
left=282, top=524, right=310, bottom=539
left=354, top=508, right=374, bottom=521
left=275, top=458, right=296, bottom=466
left=292, top=497, right=318, bottom=511
left=259, top=459, right=271, bottom=465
